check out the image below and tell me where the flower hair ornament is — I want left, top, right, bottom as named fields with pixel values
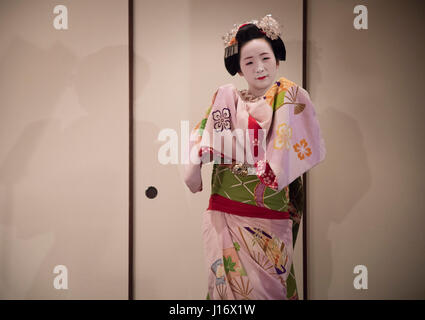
left=222, top=14, right=282, bottom=58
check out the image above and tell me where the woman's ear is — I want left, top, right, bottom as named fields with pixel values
left=237, top=71, right=243, bottom=77
left=276, top=61, right=280, bottom=68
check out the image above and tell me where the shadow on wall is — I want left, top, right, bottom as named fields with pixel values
left=307, top=38, right=372, bottom=298
left=0, top=37, right=129, bottom=298
left=0, top=37, right=76, bottom=298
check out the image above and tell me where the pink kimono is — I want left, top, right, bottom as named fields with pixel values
left=184, top=77, right=326, bottom=299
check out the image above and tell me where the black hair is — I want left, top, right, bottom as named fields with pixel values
left=224, top=23, right=286, bottom=76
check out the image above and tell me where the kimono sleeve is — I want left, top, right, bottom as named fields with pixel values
left=264, top=85, right=326, bottom=191
left=183, top=90, right=217, bottom=193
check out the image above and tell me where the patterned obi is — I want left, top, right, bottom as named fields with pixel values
left=208, top=163, right=293, bottom=220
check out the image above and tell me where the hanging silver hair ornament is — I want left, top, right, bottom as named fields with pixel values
left=224, top=43, right=238, bottom=58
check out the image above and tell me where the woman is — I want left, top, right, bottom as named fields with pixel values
left=184, top=15, right=326, bottom=300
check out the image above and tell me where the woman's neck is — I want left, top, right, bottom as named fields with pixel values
left=247, top=87, right=267, bottom=97
left=247, top=78, right=276, bottom=97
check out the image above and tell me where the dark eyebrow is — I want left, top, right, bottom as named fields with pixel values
left=243, top=52, right=271, bottom=60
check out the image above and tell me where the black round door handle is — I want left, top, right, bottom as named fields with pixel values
left=145, top=186, right=158, bottom=199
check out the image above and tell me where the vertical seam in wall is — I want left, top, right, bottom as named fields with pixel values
left=302, top=0, right=309, bottom=301
left=128, top=0, right=134, bottom=301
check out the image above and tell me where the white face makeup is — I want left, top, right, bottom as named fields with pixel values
left=238, top=38, right=279, bottom=97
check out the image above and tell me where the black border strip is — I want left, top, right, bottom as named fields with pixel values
left=302, top=0, right=308, bottom=301
left=128, top=0, right=134, bottom=301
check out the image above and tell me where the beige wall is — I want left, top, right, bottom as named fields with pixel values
left=0, top=0, right=129, bottom=299
left=307, top=0, right=425, bottom=299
